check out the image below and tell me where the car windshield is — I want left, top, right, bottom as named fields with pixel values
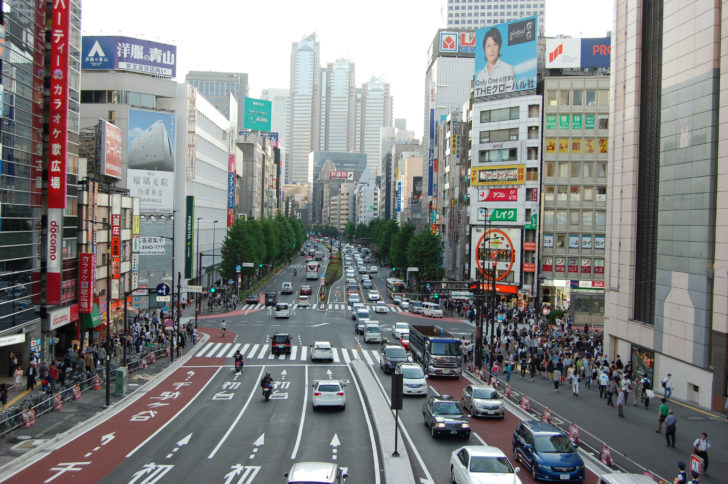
left=534, top=434, right=576, bottom=453
left=317, top=384, right=340, bottom=392
left=401, top=367, right=424, bottom=379
left=473, top=388, right=499, bottom=399
left=400, top=334, right=409, bottom=341
left=273, top=335, right=289, bottom=343
left=431, top=342, right=461, bottom=356
left=386, top=347, right=407, bottom=358
left=366, top=326, right=380, bottom=333
left=314, top=344, right=330, bottom=350
left=469, top=456, right=514, bottom=473
left=396, top=324, right=408, bottom=330
left=276, top=304, right=288, bottom=310
left=432, top=401, right=462, bottom=416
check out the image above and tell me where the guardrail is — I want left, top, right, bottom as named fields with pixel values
left=0, top=345, right=170, bottom=438
left=465, top=363, right=669, bottom=484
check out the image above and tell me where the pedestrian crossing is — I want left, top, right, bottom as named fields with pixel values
left=239, top=303, right=407, bottom=313
left=194, top=341, right=382, bottom=364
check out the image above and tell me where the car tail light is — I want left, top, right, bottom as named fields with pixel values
left=337, top=392, right=344, bottom=396
left=314, top=392, right=321, bottom=396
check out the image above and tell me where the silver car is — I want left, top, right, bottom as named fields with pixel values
left=285, top=461, right=348, bottom=483
left=461, top=385, right=505, bottom=418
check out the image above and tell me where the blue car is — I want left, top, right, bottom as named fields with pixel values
left=512, top=420, right=585, bottom=482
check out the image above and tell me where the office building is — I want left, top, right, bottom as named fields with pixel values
left=605, top=0, right=727, bottom=411
left=186, top=71, right=249, bottom=131
left=446, top=0, right=544, bottom=34
left=310, top=152, right=367, bottom=225
left=235, top=132, right=277, bottom=220
left=288, top=33, right=322, bottom=185
left=359, top=76, right=393, bottom=177
left=322, top=59, right=357, bottom=152
left=260, top=88, right=289, bottom=182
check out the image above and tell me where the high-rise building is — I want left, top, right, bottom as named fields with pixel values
left=260, top=88, right=289, bottom=181
left=605, top=0, right=727, bottom=411
left=185, top=71, right=249, bottom=131
left=446, top=0, right=544, bottom=34
left=359, top=76, right=392, bottom=177
left=288, top=33, right=322, bottom=185
left=322, top=59, right=357, bottom=152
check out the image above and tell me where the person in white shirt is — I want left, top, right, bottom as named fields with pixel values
left=662, top=373, right=674, bottom=400
left=692, top=432, right=710, bottom=472
left=475, top=27, right=515, bottom=98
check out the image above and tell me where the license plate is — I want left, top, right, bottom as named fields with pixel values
left=450, top=430, right=458, bottom=435
left=442, top=369, right=451, bottom=374
left=560, top=474, right=570, bottom=480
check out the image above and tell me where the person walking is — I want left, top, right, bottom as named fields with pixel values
left=656, top=398, right=669, bottom=433
left=617, top=388, right=626, bottom=417
left=0, top=383, right=8, bottom=409
left=599, top=370, right=609, bottom=398
left=662, top=373, right=674, bottom=400
left=221, top=320, right=226, bottom=338
left=641, top=376, right=652, bottom=409
left=606, top=378, right=617, bottom=406
left=664, top=410, right=677, bottom=447
left=674, top=461, right=688, bottom=484
left=692, top=433, right=710, bottom=473
left=553, top=367, right=561, bottom=392
left=25, top=363, right=37, bottom=391
left=572, top=372, right=580, bottom=397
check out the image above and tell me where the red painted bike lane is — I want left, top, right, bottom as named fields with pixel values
left=429, top=377, right=599, bottom=484
left=3, top=329, right=232, bottom=484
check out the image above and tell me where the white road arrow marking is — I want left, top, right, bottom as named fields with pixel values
left=280, top=369, right=287, bottom=379
left=253, top=434, right=264, bottom=447
left=330, top=433, right=341, bottom=461
left=100, top=432, right=115, bottom=446
left=166, top=433, right=192, bottom=459
left=326, top=369, right=333, bottom=378
left=224, top=464, right=246, bottom=484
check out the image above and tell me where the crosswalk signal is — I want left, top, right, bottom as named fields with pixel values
left=210, top=287, right=216, bottom=294
left=392, top=267, right=396, bottom=272
left=433, top=293, right=439, bottom=299
left=259, top=263, right=263, bottom=268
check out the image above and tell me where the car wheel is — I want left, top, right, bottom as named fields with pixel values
left=450, top=465, right=456, bottom=484
left=513, top=448, right=519, bottom=463
left=431, top=425, right=437, bottom=438
left=531, top=463, right=538, bottom=481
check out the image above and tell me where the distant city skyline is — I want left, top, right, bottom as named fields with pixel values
left=81, top=0, right=613, bottom=140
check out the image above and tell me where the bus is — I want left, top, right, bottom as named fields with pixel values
left=385, top=278, right=406, bottom=300
left=306, top=261, right=321, bottom=280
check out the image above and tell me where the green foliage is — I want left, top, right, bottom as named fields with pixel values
left=548, top=309, right=565, bottom=325
left=390, top=222, right=415, bottom=278
left=354, top=222, right=368, bottom=240
left=343, top=221, right=355, bottom=242
left=407, top=230, right=444, bottom=286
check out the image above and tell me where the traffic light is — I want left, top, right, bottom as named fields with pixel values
left=433, top=293, right=439, bottom=299
left=392, top=267, right=396, bottom=272
left=259, top=263, right=263, bottom=268
left=210, top=287, right=216, bottom=294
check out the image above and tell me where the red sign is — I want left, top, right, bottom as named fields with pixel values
left=329, top=171, right=351, bottom=179
left=593, top=281, right=605, bottom=288
left=568, top=258, right=578, bottom=273
left=523, top=242, right=537, bottom=251
left=111, top=214, right=121, bottom=280
left=555, top=258, right=565, bottom=272
left=79, top=253, right=96, bottom=313
left=460, top=32, right=476, bottom=49
left=47, top=0, right=70, bottom=209
left=543, top=257, right=553, bottom=272
left=581, top=259, right=591, bottom=273
left=523, top=263, right=536, bottom=272
left=479, top=188, right=518, bottom=202
left=594, top=265, right=605, bottom=274
left=101, top=121, right=122, bottom=179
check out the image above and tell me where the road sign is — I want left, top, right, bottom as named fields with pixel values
left=235, top=265, right=241, bottom=272
left=241, top=262, right=255, bottom=268
left=164, top=319, right=173, bottom=330
left=182, top=285, right=203, bottom=293
left=156, top=283, right=171, bottom=296
left=157, top=295, right=171, bottom=302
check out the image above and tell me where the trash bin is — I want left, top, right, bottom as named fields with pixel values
left=115, top=366, right=128, bottom=396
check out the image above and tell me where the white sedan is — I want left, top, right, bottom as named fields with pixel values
left=311, top=380, right=346, bottom=410
left=297, top=295, right=310, bottom=307
left=368, top=290, right=381, bottom=301
left=374, top=301, right=389, bottom=313
left=450, top=445, right=522, bottom=484
left=310, top=341, right=333, bottom=362
left=392, top=322, right=410, bottom=339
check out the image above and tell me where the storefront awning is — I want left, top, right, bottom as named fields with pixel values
left=81, top=303, right=102, bottom=329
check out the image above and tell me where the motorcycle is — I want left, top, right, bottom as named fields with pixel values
left=262, top=384, right=272, bottom=401
left=294, top=269, right=297, bottom=277
left=234, top=358, right=243, bottom=373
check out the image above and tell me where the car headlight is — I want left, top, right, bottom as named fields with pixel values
left=436, top=422, right=446, bottom=428
left=461, top=423, right=469, bottom=428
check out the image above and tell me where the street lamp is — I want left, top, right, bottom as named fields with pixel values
left=157, top=210, right=177, bottom=362
left=83, top=218, right=113, bottom=408
left=195, top=216, right=202, bottom=329
left=211, top=220, right=219, bottom=288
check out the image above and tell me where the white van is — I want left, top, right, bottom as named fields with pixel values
left=363, top=322, right=382, bottom=343
left=421, top=301, right=443, bottom=318
left=598, top=474, right=657, bottom=484
left=275, top=303, right=291, bottom=319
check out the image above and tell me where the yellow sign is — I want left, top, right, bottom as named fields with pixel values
left=471, top=164, right=525, bottom=186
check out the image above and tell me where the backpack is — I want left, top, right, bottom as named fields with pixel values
left=661, top=378, right=667, bottom=388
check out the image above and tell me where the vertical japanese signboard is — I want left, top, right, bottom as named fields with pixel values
left=46, top=0, right=71, bottom=304
left=185, top=196, right=194, bottom=279
left=132, top=197, right=142, bottom=295
left=111, top=194, right=122, bottom=300
left=79, top=253, right=95, bottom=313
left=99, top=120, right=122, bottom=179
left=227, top=155, right=235, bottom=227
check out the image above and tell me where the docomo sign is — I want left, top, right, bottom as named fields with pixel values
left=46, top=209, right=63, bottom=305
left=329, top=171, right=353, bottom=180
left=48, top=0, right=70, bottom=209
left=479, top=188, right=518, bottom=202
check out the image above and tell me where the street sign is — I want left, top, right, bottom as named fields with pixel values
left=164, top=319, right=173, bottom=330
left=241, top=262, right=255, bottom=268
left=182, top=285, right=203, bottom=293
left=235, top=265, right=241, bottom=272
left=156, top=283, right=171, bottom=296
left=157, top=295, right=171, bottom=302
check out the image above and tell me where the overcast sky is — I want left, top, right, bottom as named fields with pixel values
left=81, top=0, right=614, bottom=139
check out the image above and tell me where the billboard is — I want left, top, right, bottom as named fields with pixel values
left=82, top=36, right=176, bottom=77
left=478, top=188, right=518, bottom=202
left=471, top=164, right=525, bottom=186
left=329, top=171, right=354, bottom=180
left=185, top=196, right=194, bottom=278
left=580, top=38, right=611, bottom=68
left=470, top=226, right=522, bottom=286
left=79, top=253, right=95, bottom=313
left=99, top=120, right=122, bottom=179
left=127, top=109, right=176, bottom=212
left=243, top=97, right=272, bottom=131
left=545, top=37, right=612, bottom=69
left=227, top=155, right=235, bottom=227
left=474, top=16, right=537, bottom=102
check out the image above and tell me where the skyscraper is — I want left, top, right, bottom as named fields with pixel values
left=359, top=76, right=392, bottom=177
left=446, top=0, right=544, bottom=33
left=322, top=58, right=357, bottom=152
left=185, top=71, right=249, bottom=131
left=288, top=33, right=322, bottom=185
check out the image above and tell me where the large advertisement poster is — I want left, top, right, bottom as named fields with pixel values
left=99, top=120, right=122, bottom=179
left=127, top=109, right=176, bottom=212
left=82, top=36, right=176, bottom=78
left=470, top=226, right=521, bottom=286
left=474, top=16, right=537, bottom=102
left=243, top=97, right=272, bottom=131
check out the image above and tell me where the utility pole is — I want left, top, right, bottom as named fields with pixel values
left=176, top=271, right=182, bottom=357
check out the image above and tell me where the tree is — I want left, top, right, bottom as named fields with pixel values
left=378, top=219, right=399, bottom=263
left=354, top=222, right=368, bottom=240
left=343, top=221, right=355, bottom=242
left=389, top=222, right=414, bottom=277
left=407, top=230, right=444, bottom=287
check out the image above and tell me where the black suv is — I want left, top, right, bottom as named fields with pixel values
left=271, top=333, right=291, bottom=355
left=379, top=344, right=409, bottom=374
left=265, top=292, right=278, bottom=306
left=422, top=394, right=470, bottom=439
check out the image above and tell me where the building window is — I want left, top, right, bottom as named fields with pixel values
left=544, top=210, right=555, bottom=225
left=479, top=106, right=519, bottom=123
left=586, top=90, right=597, bottom=106
left=556, top=234, right=566, bottom=248
left=545, top=161, right=555, bottom=177
left=596, top=186, right=607, bottom=202
left=544, top=186, right=555, bottom=201
left=598, top=115, right=609, bottom=130
left=547, top=91, right=557, bottom=106
left=480, top=128, right=519, bottom=143
left=557, top=210, right=568, bottom=225
left=558, top=162, right=569, bottom=177
left=583, top=211, right=593, bottom=226
left=528, top=104, right=540, bottom=117
left=583, top=186, right=594, bottom=201
left=526, top=167, right=539, bottom=181
left=583, top=163, right=594, bottom=178
left=597, top=162, right=607, bottom=177
left=559, top=90, right=570, bottom=106
left=570, top=186, right=581, bottom=201
left=596, top=211, right=606, bottom=226
left=599, top=89, right=609, bottom=107
left=557, top=186, right=568, bottom=201
left=572, top=90, right=583, bottom=106
left=570, top=211, right=580, bottom=224
left=479, top=148, right=518, bottom=163
left=571, top=162, right=581, bottom=178
left=528, top=126, right=539, bottom=139
left=527, top=146, right=539, bottom=160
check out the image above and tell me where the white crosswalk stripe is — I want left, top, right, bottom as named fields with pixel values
left=290, top=345, right=298, bottom=360
left=194, top=342, right=384, bottom=364
left=341, top=348, right=351, bottom=364
left=360, top=350, right=373, bottom=365
left=201, top=342, right=222, bottom=357
left=247, top=344, right=260, bottom=359
left=214, top=344, right=232, bottom=358
left=257, top=345, right=267, bottom=359
left=299, top=346, right=307, bottom=361
left=240, top=343, right=250, bottom=356
left=332, top=348, right=340, bottom=363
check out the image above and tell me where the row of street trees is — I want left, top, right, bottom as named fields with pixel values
left=219, top=215, right=306, bottom=286
left=344, top=219, right=444, bottom=286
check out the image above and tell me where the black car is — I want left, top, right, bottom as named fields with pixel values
left=265, top=292, right=278, bottom=306
left=271, top=333, right=291, bottom=355
left=379, top=344, right=409, bottom=374
left=422, top=394, right=470, bottom=439
left=245, top=293, right=260, bottom=304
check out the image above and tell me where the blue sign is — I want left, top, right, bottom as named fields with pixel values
left=156, top=283, right=171, bottom=296
left=428, top=109, right=434, bottom=196
left=396, top=182, right=402, bottom=213
left=580, top=37, right=611, bottom=68
left=236, top=265, right=242, bottom=272
left=82, top=36, right=177, bottom=78
left=227, top=171, right=235, bottom=209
